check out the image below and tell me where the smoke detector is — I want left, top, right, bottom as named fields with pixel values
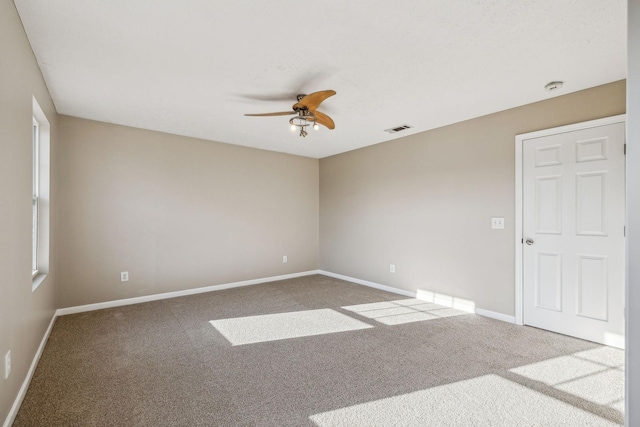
left=544, top=81, right=564, bottom=92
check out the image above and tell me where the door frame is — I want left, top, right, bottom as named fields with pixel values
left=514, top=114, right=626, bottom=326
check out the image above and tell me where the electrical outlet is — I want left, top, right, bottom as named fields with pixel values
left=282, top=256, right=287, bottom=263
left=5, top=350, right=11, bottom=380
left=120, top=271, right=129, bottom=282
left=390, top=264, right=396, bottom=273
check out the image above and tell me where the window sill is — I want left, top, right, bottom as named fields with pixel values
left=32, top=272, right=47, bottom=292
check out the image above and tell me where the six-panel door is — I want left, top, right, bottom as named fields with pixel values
left=523, top=123, right=625, bottom=348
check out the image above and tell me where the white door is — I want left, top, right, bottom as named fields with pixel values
left=522, top=122, right=625, bottom=348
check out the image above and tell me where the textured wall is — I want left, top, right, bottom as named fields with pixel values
left=57, top=116, right=319, bottom=308
left=0, top=0, right=59, bottom=424
left=319, top=81, right=626, bottom=316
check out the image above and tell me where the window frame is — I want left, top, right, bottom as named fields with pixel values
left=32, top=97, right=50, bottom=291
left=32, top=117, right=40, bottom=277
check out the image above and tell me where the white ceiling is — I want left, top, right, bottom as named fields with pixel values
left=14, top=0, right=626, bottom=159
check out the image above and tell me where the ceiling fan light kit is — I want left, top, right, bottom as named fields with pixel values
left=245, top=90, right=336, bottom=138
left=289, top=114, right=317, bottom=137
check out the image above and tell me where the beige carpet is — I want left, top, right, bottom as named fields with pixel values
left=14, top=274, right=624, bottom=426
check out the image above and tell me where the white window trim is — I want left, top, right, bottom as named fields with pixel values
left=32, top=117, right=39, bottom=278
left=32, top=97, right=50, bottom=291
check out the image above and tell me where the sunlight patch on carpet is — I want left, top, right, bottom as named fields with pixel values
left=309, top=374, right=620, bottom=426
left=342, top=299, right=468, bottom=325
left=210, top=309, right=373, bottom=345
left=510, top=347, right=625, bottom=409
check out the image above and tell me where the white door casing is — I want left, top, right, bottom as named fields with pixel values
left=515, top=116, right=626, bottom=348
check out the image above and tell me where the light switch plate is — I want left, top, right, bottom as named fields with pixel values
left=491, top=217, right=505, bottom=229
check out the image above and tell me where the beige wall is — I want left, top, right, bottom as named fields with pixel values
left=57, top=116, right=319, bottom=308
left=320, top=80, right=626, bottom=316
left=0, top=0, right=59, bottom=423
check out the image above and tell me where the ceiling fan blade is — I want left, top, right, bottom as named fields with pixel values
left=293, top=90, right=336, bottom=112
left=239, top=93, right=297, bottom=102
left=239, top=72, right=329, bottom=103
left=312, top=110, right=335, bottom=130
left=244, top=111, right=296, bottom=117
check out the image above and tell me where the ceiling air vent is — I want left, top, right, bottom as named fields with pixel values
left=384, top=124, right=413, bottom=134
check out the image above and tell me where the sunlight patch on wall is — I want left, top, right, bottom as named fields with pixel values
left=509, top=347, right=625, bottom=409
left=210, top=309, right=373, bottom=346
left=310, top=374, right=619, bottom=427
left=415, top=289, right=476, bottom=313
left=342, top=299, right=468, bottom=326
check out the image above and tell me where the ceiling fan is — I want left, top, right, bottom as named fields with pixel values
left=244, top=90, right=336, bottom=137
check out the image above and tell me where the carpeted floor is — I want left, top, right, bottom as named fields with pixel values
left=14, top=274, right=624, bottom=426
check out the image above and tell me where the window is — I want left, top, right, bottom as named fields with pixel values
left=32, top=97, right=50, bottom=290
left=32, top=117, right=39, bottom=275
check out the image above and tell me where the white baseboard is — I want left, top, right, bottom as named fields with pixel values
left=5, top=270, right=320, bottom=425
left=319, top=270, right=416, bottom=298
left=474, top=308, right=516, bottom=324
left=56, top=270, right=320, bottom=316
left=318, top=270, right=515, bottom=324
left=4, top=313, right=57, bottom=427
left=5, top=269, right=513, bottom=426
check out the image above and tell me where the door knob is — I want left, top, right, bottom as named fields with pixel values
left=525, top=238, right=535, bottom=246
